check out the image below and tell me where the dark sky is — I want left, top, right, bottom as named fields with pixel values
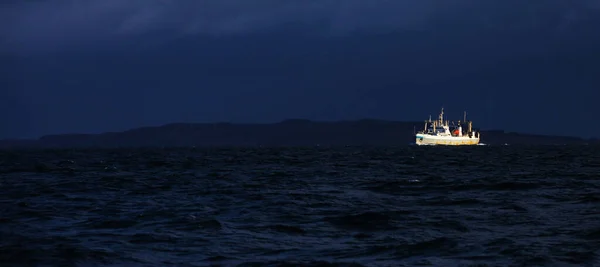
left=2, top=0, right=600, bottom=139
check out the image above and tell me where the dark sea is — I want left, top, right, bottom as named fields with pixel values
left=1, top=146, right=599, bottom=267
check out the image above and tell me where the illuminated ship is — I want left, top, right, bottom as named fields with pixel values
left=415, top=108, right=480, bottom=146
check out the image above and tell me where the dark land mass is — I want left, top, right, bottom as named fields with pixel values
left=1, top=120, right=598, bottom=149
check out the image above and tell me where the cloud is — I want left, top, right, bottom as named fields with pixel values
left=1, top=0, right=599, bottom=54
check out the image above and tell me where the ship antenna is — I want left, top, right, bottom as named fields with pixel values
left=464, top=111, right=467, bottom=122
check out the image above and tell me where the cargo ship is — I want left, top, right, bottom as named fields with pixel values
left=415, top=108, right=480, bottom=146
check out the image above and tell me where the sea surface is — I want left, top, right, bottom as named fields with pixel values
left=0, top=146, right=599, bottom=267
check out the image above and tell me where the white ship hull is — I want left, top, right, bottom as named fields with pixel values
left=415, top=133, right=480, bottom=146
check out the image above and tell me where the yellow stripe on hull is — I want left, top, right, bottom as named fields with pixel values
left=415, top=134, right=480, bottom=146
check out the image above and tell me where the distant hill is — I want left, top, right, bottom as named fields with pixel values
left=0, top=119, right=595, bottom=149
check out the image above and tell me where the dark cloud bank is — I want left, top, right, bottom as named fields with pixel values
left=1, top=0, right=599, bottom=139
